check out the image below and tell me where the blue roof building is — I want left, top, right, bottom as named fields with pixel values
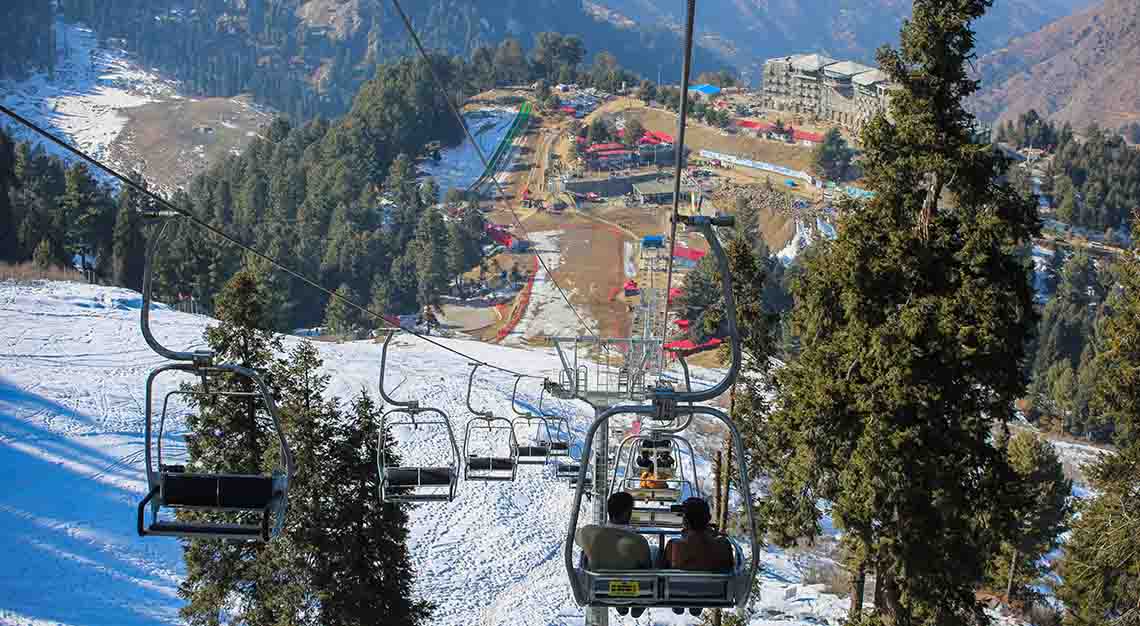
left=688, top=84, right=721, bottom=96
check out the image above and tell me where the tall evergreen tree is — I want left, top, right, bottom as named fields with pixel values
left=754, top=0, right=1040, bottom=623
left=307, top=390, right=434, bottom=626
left=0, top=129, right=18, bottom=262
left=413, top=207, right=450, bottom=308
left=323, top=283, right=362, bottom=340
left=179, top=269, right=286, bottom=625
left=111, top=177, right=147, bottom=290
left=986, top=431, right=1070, bottom=602
left=1056, top=210, right=1140, bottom=621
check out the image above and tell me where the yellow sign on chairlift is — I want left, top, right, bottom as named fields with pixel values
left=608, top=581, right=641, bottom=597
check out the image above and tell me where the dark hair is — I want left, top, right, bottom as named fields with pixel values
left=681, top=497, right=712, bottom=531
left=607, top=492, right=635, bottom=524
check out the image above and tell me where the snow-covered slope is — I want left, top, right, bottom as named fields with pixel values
left=0, top=20, right=178, bottom=181
left=0, top=279, right=1023, bottom=626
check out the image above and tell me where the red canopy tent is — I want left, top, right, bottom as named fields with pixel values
left=663, top=337, right=722, bottom=354
left=672, top=245, right=706, bottom=262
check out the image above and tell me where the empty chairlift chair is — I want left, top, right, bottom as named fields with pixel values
left=564, top=215, right=760, bottom=611
left=376, top=331, right=461, bottom=503
left=534, top=379, right=574, bottom=458
left=137, top=218, right=294, bottom=542
left=511, top=376, right=552, bottom=465
left=463, top=364, right=519, bottom=481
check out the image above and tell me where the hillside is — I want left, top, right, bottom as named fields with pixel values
left=589, top=0, right=1087, bottom=81
left=971, top=0, right=1140, bottom=130
left=56, top=0, right=733, bottom=121
left=0, top=279, right=874, bottom=626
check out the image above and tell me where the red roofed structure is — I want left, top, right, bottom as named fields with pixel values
left=792, top=129, right=824, bottom=144
left=672, top=245, right=706, bottom=262
left=587, top=142, right=624, bottom=153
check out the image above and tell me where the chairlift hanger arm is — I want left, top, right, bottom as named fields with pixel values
left=511, top=375, right=530, bottom=417
left=466, top=364, right=493, bottom=417
left=379, top=330, right=418, bottom=408
left=141, top=219, right=213, bottom=365
left=660, top=216, right=741, bottom=404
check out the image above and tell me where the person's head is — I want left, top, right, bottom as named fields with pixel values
left=607, top=492, right=635, bottom=525
left=680, top=497, right=712, bottom=532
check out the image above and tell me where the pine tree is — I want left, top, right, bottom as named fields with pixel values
left=305, top=390, right=434, bottom=625
left=446, top=220, right=467, bottom=292
left=323, top=283, right=361, bottom=340
left=413, top=207, right=449, bottom=308
left=179, top=269, right=286, bottom=625
left=809, top=128, right=853, bottom=181
left=111, top=179, right=146, bottom=290
left=32, top=238, right=53, bottom=269
left=986, top=431, right=1070, bottom=602
left=0, top=129, right=18, bottom=262
left=756, top=0, right=1040, bottom=623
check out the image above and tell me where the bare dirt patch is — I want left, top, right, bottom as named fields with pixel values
left=109, top=95, right=274, bottom=191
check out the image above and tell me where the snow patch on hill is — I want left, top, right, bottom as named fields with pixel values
left=0, top=20, right=179, bottom=181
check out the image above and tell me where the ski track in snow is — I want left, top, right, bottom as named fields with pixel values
left=0, top=20, right=180, bottom=184
left=506, top=231, right=599, bottom=348
left=0, top=279, right=1031, bottom=626
left=420, top=109, right=516, bottom=197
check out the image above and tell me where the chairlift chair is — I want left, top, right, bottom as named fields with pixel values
left=525, top=376, right=575, bottom=457
left=376, top=331, right=461, bottom=503
left=564, top=215, right=759, bottom=611
left=510, top=376, right=552, bottom=465
left=463, top=364, right=519, bottom=481
left=137, top=218, right=294, bottom=542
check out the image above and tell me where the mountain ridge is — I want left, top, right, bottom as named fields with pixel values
left=970, top=0, right=1140, bottom=130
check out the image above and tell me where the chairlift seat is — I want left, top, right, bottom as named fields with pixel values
left=385, top=467, right=454, bottom=486
left=162, top=472, right=277, bottom=510
left=584, top=568, right=736, bottom=607
left=557, top=462, right=581, bottom=478
left=147, top=520, right=267, bottom=539
left=625, top=487, right=682, bottom=503
left=467, top=456, right=516, bottom=471
left=516, top=445, right=550, bottom=460
left=630, top=507, right=683, bottom=528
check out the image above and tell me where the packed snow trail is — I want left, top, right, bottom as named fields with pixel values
left=0, top=280, right=1040, bottom=626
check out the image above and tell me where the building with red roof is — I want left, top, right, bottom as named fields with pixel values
left=587, top=142, right=625, bottom=153
left=792, top=129, right=824, bottom=144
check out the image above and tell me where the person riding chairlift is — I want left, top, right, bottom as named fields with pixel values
left=660, top=497, right=735, bottom=617
left=636, top=449, right=674, bottom=489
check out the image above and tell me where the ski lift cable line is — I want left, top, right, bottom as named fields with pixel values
left=0, top=103, right=538, bottom=381
left=386, top=0, right=605, bottom=349
left=661, top=0, right=699, bottom=336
